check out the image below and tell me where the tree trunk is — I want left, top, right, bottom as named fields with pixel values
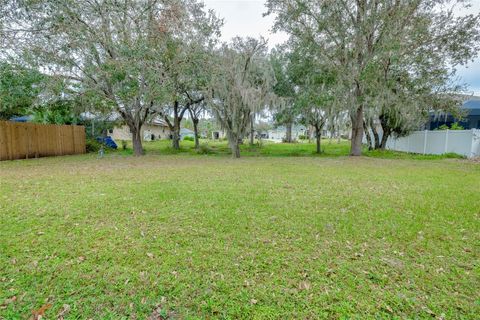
left=227, top=132, right=241, bottom=158
left=172, top=117, right=180, bottom=149
left=285, top=122, right=292, bottom=143
left=229, top=137, right=241, bottom=158
left=193, top=118, right=200, bottom=149
left=371, top=123, right=380, bottom=149
left=379, top=114, right=391, bottom=150
left=131, top=126, right=144, bottom=156
left=232, top=142, right=240, bottom=158
left=249, top=114, right=254, bottom=145
left=363, top=120, right=373, bottom=150
left=316, top=131, right=321, bottom=154
left=172, top=129, right=180, bottom=149
left=166, top=100, right=185, bottom=150
left=379, top=127, right=391, bottom=149
left=350, top=104, right=364, bottom=156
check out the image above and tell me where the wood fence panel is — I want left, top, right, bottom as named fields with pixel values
left=0, top=121, right=9, bottom=160
left=73, top=125, right=86, bottom=154
left=0, top=121, right=86, bottom=161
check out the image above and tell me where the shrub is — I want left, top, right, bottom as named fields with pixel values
left=121, top=140, right=128, bottom=150
left=438, top=124, right=449, bottom=130
left=86, top=139, right=102, bottom=153
left=196, top=143, right=213, bottom=155
left=438, top=123, right=464, bottom=130
left=298, top=135, right=307, bottom=140
left=183, top=136, right=194, bottom=141
left=450, top=122, right=464, bottom=130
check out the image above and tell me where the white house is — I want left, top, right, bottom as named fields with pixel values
left=111, top=117, right=171, bottom=142
left=267, top=125, right=307, bottom=141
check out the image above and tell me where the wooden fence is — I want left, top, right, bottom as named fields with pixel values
left=0, top=121, right=86, bottom=161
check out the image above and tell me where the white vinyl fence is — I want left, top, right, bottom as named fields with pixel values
left=367, top=129, right=480, bottom=158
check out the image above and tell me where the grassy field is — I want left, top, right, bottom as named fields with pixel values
left=0, top=141, right=479, bottom=319
left=119, top=139, right=464, bottom=160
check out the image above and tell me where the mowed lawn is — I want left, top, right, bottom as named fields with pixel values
left=0, top=143, right=479, bottom=319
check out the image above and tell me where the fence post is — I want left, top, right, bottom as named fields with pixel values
left=444, top=129, right=449, bottom=154
left=471, top=129, right=476, bottom=158
left=423, top=130, right=428, bottom=155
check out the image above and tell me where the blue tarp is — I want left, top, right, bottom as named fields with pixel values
left=96, top=136, right=118, bottom=149
left=10, top=115, right=34, bottom=122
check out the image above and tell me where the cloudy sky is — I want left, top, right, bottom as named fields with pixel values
left=203, top=0, right=480, bottom=96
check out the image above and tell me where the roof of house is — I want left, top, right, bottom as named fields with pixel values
left=462, top=99, right=480, bottom=116
left=80, top=112, right=119, bottom=121
left=268, top=125, right=307, bottom=133
left=180, top=128, right=194, bottom=135
left=151, top=117, right=168, bottom=127
left=80, top=112, right=170, bottom=126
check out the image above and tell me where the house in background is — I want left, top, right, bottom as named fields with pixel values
left=211, top=130, right=226, bottom=140
left=180, top=128, right=195, bottom=140
left=427, top=97, right=480, bottom=130
left=267, top=125, right=307, bottom=141
left=111, top=117, right=171, bottom=142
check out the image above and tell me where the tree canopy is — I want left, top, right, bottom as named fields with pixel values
left=266, top=0, right=480, bottom=155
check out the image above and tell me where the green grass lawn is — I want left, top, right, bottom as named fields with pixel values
left=120, top=139, right=464, bottom=160
left=0, top=142, right=479, bottom=319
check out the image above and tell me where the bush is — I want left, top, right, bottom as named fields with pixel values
left=86, top=139, right=102, bottom=153
left=196, top=143, right=213, bottom=155
left=183, top=136, right=194, bottom=141
left=438, top=122, right=464, bottom=130
left=298, top=135, right=307, bottom=140
left=438, top=124, right=449, bottom=130
left=450, top=122, right=464, bottom=130
left=121, top=140, right=128, bottom=150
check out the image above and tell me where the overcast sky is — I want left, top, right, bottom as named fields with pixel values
left=203, top=0, right=480, bottom=96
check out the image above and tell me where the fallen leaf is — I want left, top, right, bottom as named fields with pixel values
left=250, top=298, right=258, bottom=305
left=57, top=304, right=71, bottom=319
left=31, top=303, right=52, bottom=320
left=298, top=281, right=311, bottom=291
left=2, top=295, right=16, bottom=306
left=147, top=253, right=154, bottom=259
left=148, top=305, right=167, bottom=320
